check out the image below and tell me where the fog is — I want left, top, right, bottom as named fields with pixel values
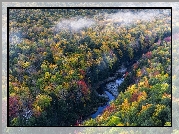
left=55, top=9, right=170, bottom=33
left=103, top=10, right=163, bottom=26
left=56, top=17, right=95, bottom=32
left=9, top=31, right=22, bottom=45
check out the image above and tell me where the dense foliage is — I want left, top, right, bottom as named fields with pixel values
left=83, top=39, right=171, bottom=126
left=8, top=8, right=171, bottom=126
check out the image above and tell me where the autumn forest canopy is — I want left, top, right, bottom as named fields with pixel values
left=8, top=8, right=171, bottom=126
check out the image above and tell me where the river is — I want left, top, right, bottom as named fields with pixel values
left=91, top=74, right=125, bottom=118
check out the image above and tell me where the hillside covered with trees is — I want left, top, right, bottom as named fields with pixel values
left=8, top=8, right=171, bottom=126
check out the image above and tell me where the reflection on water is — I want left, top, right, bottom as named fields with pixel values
left=91, top=91, right=114, bottom=118
left=106, top=78, right=124, bottom=97
left=91, top=78, right=124, bottom=118
left=91, top=67, right=126, bottom=119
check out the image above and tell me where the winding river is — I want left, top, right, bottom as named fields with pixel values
left=91, top=91, right=115, bottom=118
left=91, top=67, right=126, bottom=118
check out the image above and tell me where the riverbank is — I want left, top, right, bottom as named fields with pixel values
left=82, top=66, right=127, bottom=120
left=82, top=38, right=171, bottom=126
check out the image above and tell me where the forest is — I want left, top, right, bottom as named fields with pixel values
left=8, top=8, right=171, bottom=126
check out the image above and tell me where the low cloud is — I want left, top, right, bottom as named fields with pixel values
left=54, top=9, right=170, bottom=34
left=9, top=31, right=22, bottom=45
left=103, top=10, right=162, bottom=26
left=56, top=17, right=95, bottom=32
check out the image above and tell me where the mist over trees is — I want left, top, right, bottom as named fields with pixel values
left=8, top=8, right=171, bottom=126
